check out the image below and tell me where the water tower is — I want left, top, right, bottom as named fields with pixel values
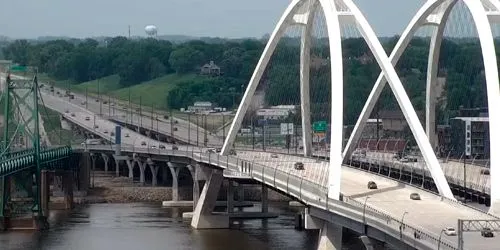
left=145, top=25, right=158, bottom=38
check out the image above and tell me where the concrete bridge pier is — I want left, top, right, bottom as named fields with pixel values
left=137, top=159, right=147, bottom=186
left=79, top=152, right=91, bottom=193
left=167, top=162, right=182, bottom=201
left=33, top=170, right=50, bottom=231
left=0, top=176, right=12, bottom=230
left=62, top=170, right=74, bottom=210
left=126, top=159, right=134, bottom=178
left=147, top=158, right=159, bottom=187
left=101, top=153, right=109, bottom=172
left=304, top=210, right=342, bottom=250
left=261, top=184, right=268, bottom=213
left=227, top=180, right=235, bottom=213
left=187, top=165, right=200, bottom=209
left=191, top=168, right=229, bottom=229
left=317, top=222, right=343, bottom=250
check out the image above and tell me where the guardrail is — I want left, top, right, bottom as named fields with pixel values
left=75, top=144, right=458, bottom=250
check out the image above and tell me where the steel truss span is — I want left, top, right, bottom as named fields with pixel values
left=221, top=0, right=455, bottom=200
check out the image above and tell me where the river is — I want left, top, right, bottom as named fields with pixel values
left=0, top=202, right=324, bottom=250
left=0, top=202, right=375, bottom=250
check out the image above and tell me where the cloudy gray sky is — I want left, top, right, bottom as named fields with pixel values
left=0, top=0, right=425, bottom=39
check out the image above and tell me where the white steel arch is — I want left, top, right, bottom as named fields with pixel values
left=345, top=0, right=500, bottom=204
left=222, top=0, right=454, bottom=200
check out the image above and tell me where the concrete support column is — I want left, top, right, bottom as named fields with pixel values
left=0, top=176, right=12, bottom=230
left=317, top=222, right=343, bottom=250
left=62, top=171, right=74, bottom=210
left=101, top=153, right=109, bottom=172
left=126, top=160, right=134, bottom=178
left=187, top=165, right=200, bottom=208
left=168, top=166, right=180, bottom=201
left=148, top=162, right=159, bottom=187
left=191, top=169, right=228, bottom=229
left=227, top=180, right=234, bottom=213
left=359, top=236, right=374, bottom=250
left=238, top=184, right=244, bottom=202
left=261, top=184, right=268, bottom=213
left=90, top=155, right=96, bottom=175
left=79, top=152, right=91, bottom=192
left=137, top=160, right=146, bottom=186
left=115, top=158, right=120, bottom=177
left=40, top=170, right=50, bottom=217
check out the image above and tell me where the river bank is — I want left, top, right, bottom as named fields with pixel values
left=52, top=171, right=290, bottom=205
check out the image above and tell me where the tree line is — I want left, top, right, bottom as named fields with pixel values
left=2, top=36, right=492, bottom=125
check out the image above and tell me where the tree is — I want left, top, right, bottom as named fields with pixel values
left=169, top=47, right=205, bottom=74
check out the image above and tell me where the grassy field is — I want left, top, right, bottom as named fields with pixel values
left=109, top=74, right=202, bottom=109
left=71, top=74, right=121, bottom=94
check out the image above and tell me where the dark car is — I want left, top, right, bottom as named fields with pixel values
left=294, top=162, right=304, bottom=170
left=173, top=127, right=178, bottom=131
left=367, top=181, right=377, bottom=189
left=481, top=169, right=490, bottom=175
left=159, top=145, right=166, bottom=149
left=481, top=228, right=494, bottom=238
left=172, top=146, right=178, bottom=150
left=410, top=193, right=421, bottom=200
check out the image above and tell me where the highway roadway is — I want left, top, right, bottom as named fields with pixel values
left=44, top=85, right=223, bottom=146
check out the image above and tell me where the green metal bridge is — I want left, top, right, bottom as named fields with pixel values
left=0, top=69, right=75, bottom=230
left=0, top=146, right=73, bottom=177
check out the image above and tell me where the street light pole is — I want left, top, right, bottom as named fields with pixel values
left=438, top=229, right=446, bottom=250
left=140, top=96, right=142, bottom=128
left=363, top=196, right=370, bottom=226
left=463, top=153, right=467, bottom=204
left=400, top=211, right=408, bottom=239
left=85, top=87, right=88, bottom=109
left=98, top=78, right=102, bottom=116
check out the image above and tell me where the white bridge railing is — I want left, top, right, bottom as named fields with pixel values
left=73, top=144, right=458, bottom=250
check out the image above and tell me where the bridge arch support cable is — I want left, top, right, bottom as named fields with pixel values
left=346, top=0, right=500, bottom=202
left=222, top=0, right=456, bottom=199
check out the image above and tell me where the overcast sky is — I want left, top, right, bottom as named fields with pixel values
left=0, top=0, right=425, bottom=39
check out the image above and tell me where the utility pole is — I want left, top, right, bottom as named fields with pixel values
left=463, top=154, right=467, bottom=204
left=108, top=95, right=111, bottom=117
left=204, top=115, right=208, bottom=147
left=188, top=113, right=191, bottom=144
left=151, top=103, right=154, bottom=131
left=98, top=78, right=102, bottom=116
left=196, top=114, right=199, bottom=147
left=139, top=96, right=142, bottom=128
left=170, top=110, right=174, bottom=138
left=85, top=87, right=88, bottom=109
left=252, top=117, right=255, bottom=150
left=128, top=88, right=132, bottom=124
left=222, top=114, right=226, bottom=142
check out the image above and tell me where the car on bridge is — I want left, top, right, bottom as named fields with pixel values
left=294, top=162, right=304, bottom=170
left=159, top=145, right=166, bottom=149
left=481, top=228, right=495, bottom=238
left=85, top=116, right=90, bottom=121
left=172, top=146, right=178, bottom=150
left=410, top=193, right=421, bottom=200
left=141, top=141, right=146, bottom=146
left=125, top=133, right=130, bottom=137
left=444, top=227, right=457, bottom=236
left=367, top=181, right=377, bottom=189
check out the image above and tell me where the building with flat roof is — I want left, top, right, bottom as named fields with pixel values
left=187, top=101, right=214, bottom=113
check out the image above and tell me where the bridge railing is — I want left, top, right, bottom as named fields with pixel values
left=75, top=144, right=458, bottom=249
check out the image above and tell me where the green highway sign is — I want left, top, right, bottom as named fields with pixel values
left=10, top=65, right=27, bottom=72
left=312, top=121, right=327, bottom=132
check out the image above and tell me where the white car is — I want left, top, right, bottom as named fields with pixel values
left=444, top=227, right=457, bottom=236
